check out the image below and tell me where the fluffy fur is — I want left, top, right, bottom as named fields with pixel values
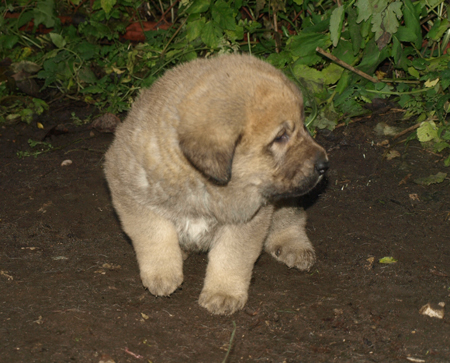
left=104, top=54, right=328, bottom=315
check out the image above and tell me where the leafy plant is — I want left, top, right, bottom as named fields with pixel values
left=0, top=0, right=449, bottom=165
left=71, top=111, right=91, bottom=126
left=0, top=95, right=48, bottom=124
left=17, top=139, right=53, bottom=158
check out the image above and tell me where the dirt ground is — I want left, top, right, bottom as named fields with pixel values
left=1, top=102, right=449, bottom=363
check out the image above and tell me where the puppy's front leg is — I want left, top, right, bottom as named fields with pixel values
left=117, top=203, right=184, bottom=296
left=199, top=206, right=273, bottom=315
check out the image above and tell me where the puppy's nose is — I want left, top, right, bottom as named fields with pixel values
left=315, top=157, right=329, bottom=175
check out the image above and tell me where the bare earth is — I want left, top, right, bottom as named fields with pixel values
left=1, top=102, right=449, bottom=363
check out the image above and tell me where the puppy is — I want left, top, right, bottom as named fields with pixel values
left=104, top=54, right=328, bottom=315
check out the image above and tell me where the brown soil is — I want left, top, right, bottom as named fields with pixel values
left=1, top=103, right=449, bottom=363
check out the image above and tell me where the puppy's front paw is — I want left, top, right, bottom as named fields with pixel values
left=269, top=243, right=316, bottom=271
left=199, top=290, right=247, bottom=315
left=140, top=266, right=183, bottom=296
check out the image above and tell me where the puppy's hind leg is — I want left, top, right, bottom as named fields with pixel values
left=264, top=204, right=316, bottom=271
left=116, top=202, right=184, bottom=296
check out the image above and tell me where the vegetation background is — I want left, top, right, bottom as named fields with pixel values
left=0, top=0, right=449, bottom=167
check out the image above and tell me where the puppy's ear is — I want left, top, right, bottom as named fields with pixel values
left=178, top=92, right=244, bottom=185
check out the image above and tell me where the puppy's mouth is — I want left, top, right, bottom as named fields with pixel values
left=265, top=173, right=325, bottom=201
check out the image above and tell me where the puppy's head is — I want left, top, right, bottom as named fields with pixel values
left=177, top=55, right=328, bottom=196
left=236, top=77, right=328, bottom=200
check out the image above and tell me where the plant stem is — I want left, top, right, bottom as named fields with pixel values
left=222, top=321, right=237, bottom=363
left=160, top=17, right=188, bottom=57
left=365, top=88, right=431, bottom=95
left=316, top=47, right=379, bottom=83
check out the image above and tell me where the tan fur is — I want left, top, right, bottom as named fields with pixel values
left=104, top=54, right=328, bottom=315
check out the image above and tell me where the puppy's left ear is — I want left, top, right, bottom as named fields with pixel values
left=177, top=93, right=244, bottom=185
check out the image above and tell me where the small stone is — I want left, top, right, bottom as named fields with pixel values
left=419, top=302, right=445, bottom=319
left=90, top=113, right=120, bottom=133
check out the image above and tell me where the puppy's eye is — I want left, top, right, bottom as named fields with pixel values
left=273, top=131, right=289, bottom=144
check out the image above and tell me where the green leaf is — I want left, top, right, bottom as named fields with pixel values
left=80, top=85, right=104, bottom=94
left=384, top=1, right=402, bottom=35
left=330, top=6, right=345, bottom=47
left=424, top=0, right=445, bottom=9
left=291, top=64, right=324, bottom=95
left=32, top=0, right=56, bottom=28
left=356, top=0, right=371, bottom=23
left=445, top=155, right=450, bottom=167
left=224, top=25, right=244, bottom=42
left=357, top=38, right=389, bottom=75
left=425, top=55, right=450, bottom=72
left=0, top=35, right=19, bottom=49
left=414, top=172, right=447, bottom=185
left=49, top=33, right=66, bottom=48
left=32, top=98, right=49, bottom=114
left=379, top=257, right=397, bottom=264
left=417, top=120, right=439, bottom=142
left=333, top=40, right=356, bottom=65
left=12, top=61, right=41, bottom=73
left=412, top=58, right=429, bottom=70
left=20, top=108, right=34, bottom=124
left=186, top=18, right=206, bottom=41
left=321, top=63, right=344, bottom=85
left=434, top=141, right=450, bottom=153
left=101, top=0, right=116, bottom=14
left=391, top=35, right=402, bottom=64
left=78, top=41, right=97, bottom=61
left=302, top=18, right=330, bottom=34
left=313, top=103, right=338, bottom=130
left=356, top=0, right=388, bottom=23
left=347, top=7, right=363, bottom=54
left=428, top=19, right=449, bottom=41
left=288, top=33, right=331, bottom=65
left=212, top=0, right=236, bottom=31
left=335, top=70, right=351, bottom=94
left=187, top=0, right=211, bottom=14
left=371, top=13, right=383, bottom=40
left=360, top=17, right=372, bottom=38
left=201, top=21, right=223, bottom=48
left=266, top=51, right=292, bottom=68
left=396, top=0, right=421, bottom=48
left=79, top=67, right=97, bottom=84
left=407, top=66, right=420, bottom=78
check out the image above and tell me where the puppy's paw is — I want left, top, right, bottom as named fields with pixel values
left=269, top=243, right=316, bottom=271
left=140, top=267, right=183, bottom=296
left=199, top=290, right=247, bottom=315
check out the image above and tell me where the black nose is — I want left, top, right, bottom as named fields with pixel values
left=315, top=159, right=329, bottom=175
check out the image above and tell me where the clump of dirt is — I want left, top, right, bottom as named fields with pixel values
left=1, top=103, right=449, bottom=362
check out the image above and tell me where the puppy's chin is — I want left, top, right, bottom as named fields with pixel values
left=266, top=174, right=324, bottom=201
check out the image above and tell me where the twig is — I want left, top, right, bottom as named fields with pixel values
left=381, top=79, right=421, bottom=84
left=336, top=109, right=405, bottom=128
left=123, top=347, right=143, bottom=359
left=365, top=88, right=430, bottom=95
left=335, top=115, right=370, bottom=128
left=159, top=0, right=180, bottom=24
left=392, top=123, right=421, bottom=140
left=273, top=12, right=279, bottom=53
left=64, top=147, right=105, bottom=154
left=160, top=17, right=188, bottom=57
left=316, top=47, right=379, bottom=83
left=222, top=321, right=237, bottom=363
left=241, top=7, right=254, bottom=20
